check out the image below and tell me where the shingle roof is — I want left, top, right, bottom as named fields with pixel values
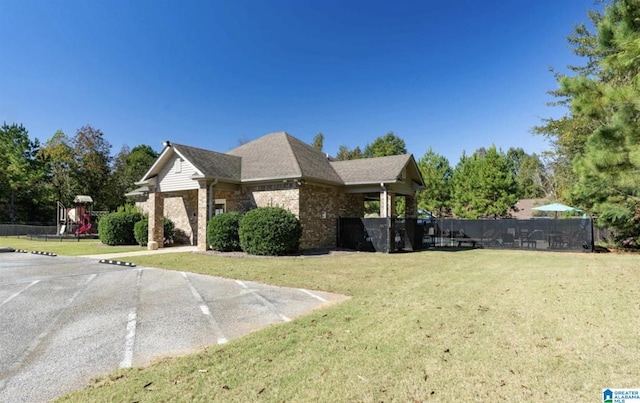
left=331, top=154, right=412, bottom=184
left=171, top=143, right=241, bottom=181
left=140, top=133, right=423, bottom=189
left=227, top=132, right=343, bottom=184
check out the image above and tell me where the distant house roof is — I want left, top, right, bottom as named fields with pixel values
left=138, top=131, right=425, bottom=189
left=513, top=198, right=549, bottom=219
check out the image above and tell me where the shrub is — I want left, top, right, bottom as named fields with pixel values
left=163, top=217, right=175, bottom=244
left=134, top=217, right=149, bottom=246
left=207, top=212, right=242, bottom=252
left=133, top=217, right=176, bottom=247
left=98, top=211, right=143, bottom=245
left=239, top=207, right=302, bottom=255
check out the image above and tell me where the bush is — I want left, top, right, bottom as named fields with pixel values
left=134, top=217, right=148, bottom=246
left=239, top=207, right=302, bottom=255
left=207, top=212, right=242, bottom=251
left=163, top=217, right=175, bottom=244
left=98, top=211, right=143, bottom=245
left=133, top=217, right=176, bottom=247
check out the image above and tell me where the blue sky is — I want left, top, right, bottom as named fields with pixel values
left=1, top=0, right=598, bottom=164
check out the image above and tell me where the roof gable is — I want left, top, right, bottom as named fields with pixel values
left=227, top=132, right=342, bottom=184
left=139, top=142, right=241, bottom=183
left=331, top=154, right=424, bottom=187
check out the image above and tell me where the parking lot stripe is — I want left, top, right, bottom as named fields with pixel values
left=235, top=280, right=292, bottom=322
left=120, top=269, right=142, bottom=368
left=0, top=280, right=39, bottom=308
left=248, top=290, right=292, bottom=322
left=119, top=311, right=137, bottom=368
left=181, top=272, right=228, bottom=344
left=298, top=288, right=327, bottom=302
left=0, top=273, right=97, bottom=392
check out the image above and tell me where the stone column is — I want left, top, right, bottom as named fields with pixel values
left=405, top=195, right=417, bottom=218
left=196, top=181, right=209, bottom=252
left=380, top=191, right=396, bottom=218
left=147, top=187, right=164, bottom=250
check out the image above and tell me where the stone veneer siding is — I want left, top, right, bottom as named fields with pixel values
left=139, top=182, right=367, bottom=250
left=298, top=184, right=364, bottom=249
left=137, top=190, right=198, bottom=246
left=164, top=190, right=198, bottom=245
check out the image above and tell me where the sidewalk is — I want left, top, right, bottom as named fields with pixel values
left=79, top=245, right=198, bottom=260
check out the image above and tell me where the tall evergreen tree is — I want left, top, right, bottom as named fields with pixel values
left=0, top=123, right=46, bottom=222
left=451, top=146, right=518, bottom=218
left=312, top=132, right=324, bottom=151
left=537, top=0, right=640, bottom=243
left=363, top=131, right=407, bottom=158
left=416, top=148, right=452, bottom=217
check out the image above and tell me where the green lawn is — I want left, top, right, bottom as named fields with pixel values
left=52, top=249, right=639, bottom=402
left=0, top=236, right=144, bottom=256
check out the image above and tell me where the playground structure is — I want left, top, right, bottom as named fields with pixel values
left=56, top=195, right=95, bottom=237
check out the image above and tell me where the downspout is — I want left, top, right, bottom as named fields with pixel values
left=208, top=179, right=218, bottom=219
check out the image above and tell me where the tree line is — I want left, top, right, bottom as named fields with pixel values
left=0, top=123, right=157, bottom=224
left=314, top=131, right=549, bottom=219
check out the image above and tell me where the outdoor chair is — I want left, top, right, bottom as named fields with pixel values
left=500, top=232, right=516, bottom=248
left=519, top=229, right=537, bottom=249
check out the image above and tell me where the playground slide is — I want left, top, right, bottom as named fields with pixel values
left=75, top=213, right=92, bottom=235
left=75, top=222, right=92, bottom=235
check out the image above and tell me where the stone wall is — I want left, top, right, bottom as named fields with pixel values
left=298, top=184, right=364, bottom=249
left=243, top=185, right=300, bottom=216
left=162, top=190, right=198, bottom=245
left=135, top=190, right=198, bottom=245
left=138, top=181, right=366, bottom=250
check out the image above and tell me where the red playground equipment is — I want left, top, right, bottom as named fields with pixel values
left=75, top=212, right=92, bottom=235
left=56, top=195, right=95, bottom=237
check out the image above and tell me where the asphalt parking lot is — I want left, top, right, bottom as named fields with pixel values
left=0, top=252, right=347, bottom=402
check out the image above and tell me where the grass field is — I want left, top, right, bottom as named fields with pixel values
left=51, top=248, right=640, bottom=402
left=0, top=236, right=144, bottom=256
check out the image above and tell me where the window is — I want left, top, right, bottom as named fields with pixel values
left=214, top=199, right=226, bottom=215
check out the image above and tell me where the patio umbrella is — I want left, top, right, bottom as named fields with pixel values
left=532, top=202, right=582, bottom=218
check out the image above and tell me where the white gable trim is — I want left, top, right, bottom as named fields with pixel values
left=138, top=144, right=204, bottom=185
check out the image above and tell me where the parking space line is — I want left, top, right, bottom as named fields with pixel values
left=119, top=269, right=142, bottom=368
left=0, top=280, right=39, bottom=308
left=119, top=311, right=137, bottom=368
left=181, top=272, right=228, bottom=344
left=235, top=280, right=291, bottom=322
left=248, top=290, right=291, bottom=322
left=299, top=289, right=327, bottom=302
left=0, top=273, right=97, bottom=392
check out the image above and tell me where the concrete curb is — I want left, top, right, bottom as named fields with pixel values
left=99, top=259, right=136, bottom=267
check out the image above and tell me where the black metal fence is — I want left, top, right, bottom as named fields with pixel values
left=424, top=218, right=593, bottom=252
left=338, top=217, right=594, bottom=253
left=0, top=224, right=57, bottom=237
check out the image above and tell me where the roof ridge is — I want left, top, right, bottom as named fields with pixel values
left=283, top=133, right=305, bottom=177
